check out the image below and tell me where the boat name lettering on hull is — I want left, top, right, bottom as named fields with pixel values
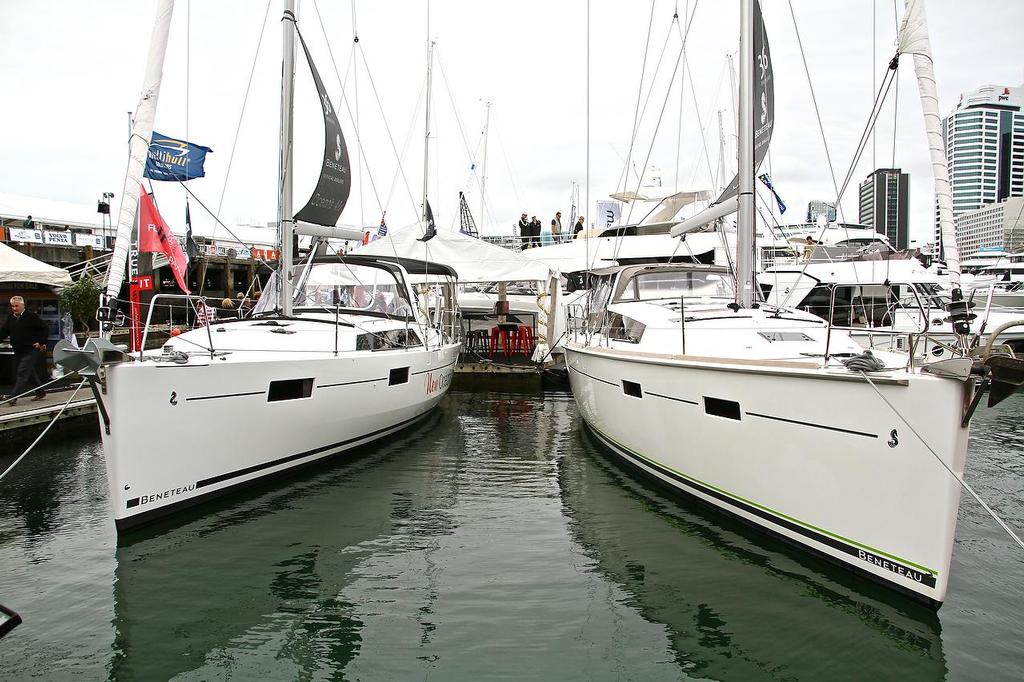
left=857, top=549, right=928, bottom=584
left=425, top=369, right=453, bottom=396
left=126, top=484, right=197, bottom=509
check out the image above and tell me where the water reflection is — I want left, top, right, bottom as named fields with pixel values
left=108, top=412, right=456, bottom=681
left=559, top=426, right=947, bottom=680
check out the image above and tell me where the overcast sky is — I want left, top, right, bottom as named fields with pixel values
left=1, top=0, right=1022, bottom=246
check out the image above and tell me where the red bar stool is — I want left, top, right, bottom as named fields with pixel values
left=489, top=325, right=514, bottom=358
left=515, top=325, right=535, bottom=356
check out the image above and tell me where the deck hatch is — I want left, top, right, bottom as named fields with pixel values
left=268, top=378, right=314, bottom=402
left=704, top=396, right=741, bottom=420
left=389, top=367, right=410, bottom=385
left=622, top=380, right=643, bottom=398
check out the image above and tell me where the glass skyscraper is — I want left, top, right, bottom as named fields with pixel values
left=939, top=84, right=1024, bottom=256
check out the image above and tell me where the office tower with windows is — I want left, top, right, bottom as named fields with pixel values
left=859, top=168, right=910, bottom=250
left=939, top=84, right=1024, bottom=256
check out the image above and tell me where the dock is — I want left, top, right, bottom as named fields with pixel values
left=0, top=384, right=98, bottom=445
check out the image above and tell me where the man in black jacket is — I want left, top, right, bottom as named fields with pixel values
left=0, top=296, right=49, bottom=405
left=517, top=213, right=530, bottom=249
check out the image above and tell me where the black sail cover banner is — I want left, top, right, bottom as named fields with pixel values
left=293, top=28, right=351, bottom=226
left=715, top=0, right=773, bottom=205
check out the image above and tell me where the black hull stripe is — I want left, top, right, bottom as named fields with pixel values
left=186, top=390, right=265, bottom=402
left=587, top=424, right=937, bottom=589
left=746, top=411, right=878, bottom=438
left=196, top=410, right=433, bottom=489
left=317, top=359, right=457, bottom=389
left=572, top=365, right=877, bottom=437
left=645, top=391, right=698, bottom=405
left=411, top=359, right=458, bottom=377
left=318, top=377, right=386, bottom=389
left=568, top=365, right=617, bottom=387
left=116, top=408, right=436, bottom=532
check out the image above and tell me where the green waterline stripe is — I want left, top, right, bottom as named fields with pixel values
left=592, top=424, right=938, bottom=577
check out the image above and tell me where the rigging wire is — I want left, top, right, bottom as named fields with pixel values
left=362, top=45, right=425, bottom=218
left=212, top=0, right=273, bottom=243
left=858, top=371, right=1024, bottom=554
left=786, top=0, right=844, bottom=222
left=615, top=0, right=659, bottom=202
left=617, top=1, right=698, bottom=235
left=310, top=1, right=386, bottom=219
left=0, top=380, right=88, bottom=483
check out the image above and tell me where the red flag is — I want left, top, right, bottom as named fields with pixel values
left=138, top=185, right=191, bottom=293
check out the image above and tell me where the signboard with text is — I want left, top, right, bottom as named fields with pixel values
left=7, top=227, right=44, bottom=243
left=43, top=230, right=74, bottom=246
left=74, top=233, right=106, bottom=249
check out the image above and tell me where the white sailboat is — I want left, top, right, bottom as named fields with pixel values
left=564, top=0, right=1018, bottom=606
left=55, top=0, right=461, bottom=531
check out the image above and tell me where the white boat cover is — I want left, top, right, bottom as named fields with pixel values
left=0, top=241, right=73, bottom=287
left=356, top=226, right=555, bottom=283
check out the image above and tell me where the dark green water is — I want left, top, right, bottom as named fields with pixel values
left=0, top=389, right=1022, bottom=680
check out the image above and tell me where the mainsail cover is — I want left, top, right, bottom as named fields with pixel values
left=293, top=28, right=351, bottom=227
left=670, top=0, right=773, bottom=237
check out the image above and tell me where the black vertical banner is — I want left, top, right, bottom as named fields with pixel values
left=293, top=27, right=351, bottom=227
left=714, top=0, right=774, bottom=205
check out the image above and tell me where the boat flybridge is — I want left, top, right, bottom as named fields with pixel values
left=58, top=254, right=461, bottom=530
left=760, top=259, right=1024, bottom=359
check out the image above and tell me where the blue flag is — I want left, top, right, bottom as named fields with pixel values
left=758, top=173, right=786, bottom=215
left=144, top=132, right=213, bottom=182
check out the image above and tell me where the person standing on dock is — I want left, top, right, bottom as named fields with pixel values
left=552, top=212, right=562, bottom=242
left=0, top=296, right=49, bottom=405
left=573, top=215, right=585, bottom=237
left=518, top=213, right=530, bottom=249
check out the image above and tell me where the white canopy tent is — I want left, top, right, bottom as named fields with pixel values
left=0, top=242, right=73, bottom=287
left=356, top=225, right=554, bottom=283
left=356, top=226, right=560, bottom=363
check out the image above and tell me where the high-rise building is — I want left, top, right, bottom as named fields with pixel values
left=806, top=200, right=836, bottom=223
left=859, top=168, right=910, bottom=249
left=937, top=83, right=1024, bottom=256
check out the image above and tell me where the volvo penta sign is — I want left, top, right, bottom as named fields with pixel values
left=43, top=230, right=74, bottom=246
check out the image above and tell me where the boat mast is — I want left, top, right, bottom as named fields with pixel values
left=101, top=0, right=175, bottom=335
left=278, top=1, right=297, bottom=316
left=735, top=0, right=755, bottom=308
left=480, top=98, right=492, bottom=234
left=422, top=40, right=435, bottom=226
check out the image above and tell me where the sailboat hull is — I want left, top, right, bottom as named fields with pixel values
left=565, top=343, right=970, bottom=606
left=98, top=344, right=460, bottom=531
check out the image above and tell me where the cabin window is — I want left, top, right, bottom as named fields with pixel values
left=622, top=380, right=643, bottom=398
left=268, top=378, right=314, bottom=402
left=704, top=397, right=741, bottom=420
left=356, top=329, right=424, bottom=351
left=758, top=332, right=814, bottom=343
left=389, top=367, right=410, bottom=385
left=605, top=313, right=645, bottom=343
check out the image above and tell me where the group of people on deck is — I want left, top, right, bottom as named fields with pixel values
left=517, top=211, right=586, bottom=249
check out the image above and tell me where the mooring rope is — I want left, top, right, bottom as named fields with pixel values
left=858, top=370, right=1024, bottom=553
left=0, top=371, right=81, bottom=408
left=0, top=379, right=89, bottom=483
